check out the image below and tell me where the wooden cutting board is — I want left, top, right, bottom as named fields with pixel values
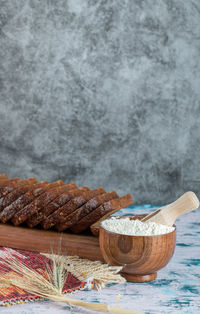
left=0, top=224, right=104, bottom=262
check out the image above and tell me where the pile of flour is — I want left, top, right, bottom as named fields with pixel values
left=101, top=217, right=175, bottom=236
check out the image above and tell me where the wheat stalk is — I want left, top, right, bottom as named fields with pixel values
left=45, top=253, right=126, bottom=290
left=0, top=253, right=142, bottom=313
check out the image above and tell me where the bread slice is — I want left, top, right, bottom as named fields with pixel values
left=0, top=182, right=48, bottom=223
left=9, top=180, right=65, bottom=226
left=70, top=194, right=134, bottom=233
left=24, top=183, right=77, bottom=228
left=54, top=188, right=106, bottom=230
left=41, top=187, right=91, bottom=230
left=26, top=183, right=78, bottom=227
left=12, top=177, right=37, bottom=186
left=28, top=187, right=102, bottom=229
left=0, top=177, right=37, bottom=211
left=0, top=178, right=19, bottom=197
left=0, top=177, right=36, bottom=198
left=1, top=181, right=63, bottom=224
left=56, top=191, right=119, bottom=232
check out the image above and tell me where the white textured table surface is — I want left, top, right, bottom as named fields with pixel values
left=1, top=205, right=200, bottom=314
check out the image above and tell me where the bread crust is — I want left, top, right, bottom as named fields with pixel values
left=70, top=194, right=134, bottom=233
left=26, top=183, right=79, bottom=227
left=10, top=181, right=65, bottom=226
left=0, top=182, right=49, bottom=223
left=4, top=181, right=63, bottom=224
left=0, top=178, right=20, bottom=197
left=41, top=186, right=90, bottom=229
left=0, top=178, right=37, bottom=211
left=54, top=188, right=106, bottom=230
left=56, top=191, right=119, bottom=232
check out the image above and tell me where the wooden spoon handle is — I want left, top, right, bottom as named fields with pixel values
left=141, top=191, right=200, bottom=226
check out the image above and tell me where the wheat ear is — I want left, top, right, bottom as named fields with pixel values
left=0, top=254, right=142, bottom=313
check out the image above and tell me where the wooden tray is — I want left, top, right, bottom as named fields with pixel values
left=0, top=224, right=104, bottom=262
left=0, top=215, right=155, bottom=283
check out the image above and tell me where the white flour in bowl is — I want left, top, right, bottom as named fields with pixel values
left=101, top=217, right=175, bottom=236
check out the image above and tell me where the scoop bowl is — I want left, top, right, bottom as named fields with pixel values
left=99, top=215, right=176, bottom=282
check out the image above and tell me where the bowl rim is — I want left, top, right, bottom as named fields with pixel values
left=99, top=217, right=176, bottom=238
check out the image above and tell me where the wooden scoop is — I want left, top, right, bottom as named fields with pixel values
left=141, top=191, right=200, bottom=226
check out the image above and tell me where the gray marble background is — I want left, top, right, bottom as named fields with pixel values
left=0, top=0, right=199, bottom=203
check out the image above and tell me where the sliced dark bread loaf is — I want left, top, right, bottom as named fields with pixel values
left=9, top=180, right=66, bottom=226
left=10, top=182, right=57, bottom=225
left=0, top=177, right=36, bottom=198
left=12, top=177, right=37, bottom=186
left=0, top=182, right=48, bottom=223
left=54, top=188, right=105, bottom=229
left=26, top=182, right=78, bottom=227
left=0, top=176, right=37, bottom=196
left=56, top=191, right=119, bottom=232
left=25, top=183, right=77, bottom=228
left=1, top=180, right=63, bottom=224
left=0, top=177, right=38, bottom=211
left=41, top=186, right=89, bottom=222
left=41, top=187, right=91, bottom=230
left=70, top=194, right=134, bottom=233
left=28, top=187, right=104, bottom=229
left=14, top=177, right=37, bottom=185
left=0, top=178, right=19, bottom=197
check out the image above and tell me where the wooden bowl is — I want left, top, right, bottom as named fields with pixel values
left=99, top=215, right=176, bottom=283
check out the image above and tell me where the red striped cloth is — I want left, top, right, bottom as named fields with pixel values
left=0, top=247, right=86, bottom=306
